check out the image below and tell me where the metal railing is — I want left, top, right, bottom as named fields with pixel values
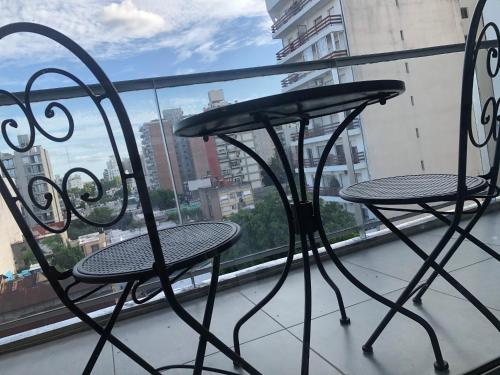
left=281, top=49, right=348, bottom=87
left=271, top=0, right=313, bottom=33
left=1, top=41, right=495, bottom=107
left=0, top=40, right=496, bottom=345
left=276, top=14, right=343, bottom=60
left=290, top=118, right=360, bottom=141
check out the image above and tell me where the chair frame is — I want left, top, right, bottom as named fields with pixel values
left=340, top=0, right=500, bottom=370
left=0, top=23, right=260, bottom=375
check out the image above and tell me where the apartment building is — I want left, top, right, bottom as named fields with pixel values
left=0, top=183, right=24, bottom=275
left=0, top=135, right=63, bottom=229
left=139, top=118, right=182, bottom=192
left=198, top=184, right=254, bottom=220
left=206, top=90, right=263, bottom=189
left=266, top=0, right=484, bottom=216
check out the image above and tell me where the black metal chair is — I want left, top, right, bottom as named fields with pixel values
left=0, top=23, right=261, bottom=375
left=339, top=0, right=500, bottom=371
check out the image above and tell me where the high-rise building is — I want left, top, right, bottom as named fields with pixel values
left=103, top=156, right=120, bottom=182
left=163, top=108, right=196, bottom=189
left=206, top=89, right=263, bottom=189
left=266, top=0, right=483, bottom=218
left=0, top=135, right=63, bottom=228
left=0, top=180, right=24, bottom=275
left=139, top=118, right=182, bottom=192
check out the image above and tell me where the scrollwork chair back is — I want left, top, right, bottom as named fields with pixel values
left=0, top=23, right=162, bottom=279
left=458, top=0, right=500, bottom=209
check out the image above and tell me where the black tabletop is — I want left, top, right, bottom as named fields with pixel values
left=174, top=80, right=405, bottom=137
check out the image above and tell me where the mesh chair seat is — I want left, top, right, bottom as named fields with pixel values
left=339, top=174, right=488, bottom=205
left=73, top=222, right=240, bottom=283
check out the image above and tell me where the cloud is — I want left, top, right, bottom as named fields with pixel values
left=0, top=0, right=274, bottom=64
left=101, top=0, right=168, bottom=39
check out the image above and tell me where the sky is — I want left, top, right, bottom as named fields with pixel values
left=0, top=0, right=284, bottom=178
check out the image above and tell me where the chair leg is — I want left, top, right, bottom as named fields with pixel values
left=369, top=205, right=500, bottom=332
left=299, top=232, right=313, bottom=375
left=232, top=227, right=295, bottom=366
left=57, top=284, right=159, bottom=374
left=363, top=206, right=460, bottom=370
left=83, top=281, right=133, bottom=375
left=413, top=203, right=500, bottom=303
left=316, top=222, right=449, bottom=370
left=193, top=256, right=221, bottom=375
left=155, top=264, right=263, bottom=375
left=309, top=232, right=350, bottom=325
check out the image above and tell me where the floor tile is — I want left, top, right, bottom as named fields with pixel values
left=238, top=261, right=407, bottom=328
left=201, top=329, right=342, bottom=375
left=0, top=330, right=113, bottom=375
left=468, top=212, right=500, bottom=246
left=288, top=289, right=500, bottom=375
left=430, top=257, right=500, bottom=310
left=344, top=232, right=493, bottom=282
left=112, top=289, right=283, bottom=374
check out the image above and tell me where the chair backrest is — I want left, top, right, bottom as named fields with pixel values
left=458, top=0, right=500, bottom=205
left=0, top=23, right=163, bottom=279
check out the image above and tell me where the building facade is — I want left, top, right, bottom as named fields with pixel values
left=266, top=0, right=484, bottom=219
left=139, top=118, right=182, bottom=192
left=206, top=89, right=263, bottom=189
left=0, top=135, right=63, bottom=229
left=0, top=181, right=24, bottom=275
left=198, top=184, right=254, bottom=220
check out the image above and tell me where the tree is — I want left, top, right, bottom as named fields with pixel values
left=262, top=153, right=288, bottom=186
left=67, top=207, right=115, bottom=240
left=150, top=189, right=176, bottom=210
left=87, top=206, right=115, bottom=224
left=83, top=181, right=97, bottom=198
left=41, top=235, right=84, bottom=271
left=224, top=191, right=356, bottom=264
left=21, top=248, right=37, bottom=269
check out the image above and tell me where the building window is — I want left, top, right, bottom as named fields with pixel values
left=333, top=31, right=343, bottom=49
left=405, top=62, right=410, bottom=73
left=326, top=34, right=333, bottom=52
left=410, top=95, right=415, bottom=106
left=420, top=160, right=425, bottom=171
left=400, top=30, right=404, bottom=41
left=395, top=0, right=399, bottom=6
left=461, top=7, right=469, bottom=19
left=415, top=128, right=420, bottom=138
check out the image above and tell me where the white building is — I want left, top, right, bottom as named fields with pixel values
left=266, top=0, right=369, bottom=223
left=207, top=90, right=263, bottom=189
left=103, top=156, right=120, bottom=181
left=266, top=0, right=484, bottom=221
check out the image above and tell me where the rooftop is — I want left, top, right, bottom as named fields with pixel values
left=1, top=211, right=499, bottom=374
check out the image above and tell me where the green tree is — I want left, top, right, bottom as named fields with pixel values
left=67, top=207, right=115, bottom=240
left=83, top=181, right=97, bottom=198
left=150, top=189, right=176, bottom=210
left=100, top=176, right=121, bottom=192
left=41, top=235, right=84, bottom=271
left=21, top=248, right=37, bottom=269
left=262, top=153, right=288, bottom=186
left=87, top=206, right=115, bottom=224
left=224, top=191, right=356, bottom=264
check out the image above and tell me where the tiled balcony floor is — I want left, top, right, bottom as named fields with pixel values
left=1, top=213, right=500, bottom=374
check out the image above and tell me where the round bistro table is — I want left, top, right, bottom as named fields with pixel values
left=174, top=80, right=405, bottom=375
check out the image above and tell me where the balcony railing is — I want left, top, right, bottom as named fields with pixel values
left=306, top=186, right=341, bottom=196
left=295, top=151, right=365, bottom=169
left=271, top=0, right=313, bottom=34
left=291, top=118, right=360, bottom=141
left=276, top=15, right=343, bottom=60
left=281, top=49, right=348, bottom=87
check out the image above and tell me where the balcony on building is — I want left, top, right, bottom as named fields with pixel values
left=275, top=14, right=344, bottom=63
